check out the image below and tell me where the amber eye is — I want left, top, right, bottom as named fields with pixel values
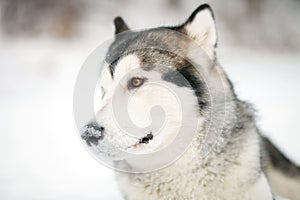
left=129, top=77, right=144, bottom=89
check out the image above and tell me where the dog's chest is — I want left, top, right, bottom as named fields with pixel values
left=116, top=157, right=246, bottom=200
left=117, top=168, right=246, bottom=200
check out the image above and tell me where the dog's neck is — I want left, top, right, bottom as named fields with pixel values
left=116, top=100, right=261, bottom=199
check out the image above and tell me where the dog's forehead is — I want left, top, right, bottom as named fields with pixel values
left=113, top=54, right=141, bottom=79
left=105, top=28, right=190, bottom=76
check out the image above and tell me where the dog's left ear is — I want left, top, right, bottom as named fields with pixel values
left=181, top=4, right=217, bottom=59
left=114, top=16, right=130, bottom=34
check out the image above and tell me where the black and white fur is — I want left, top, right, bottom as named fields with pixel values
left=82, top=4, right=300, bottom=200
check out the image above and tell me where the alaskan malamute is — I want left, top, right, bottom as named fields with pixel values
left=80, top=4, right=300, bottom=200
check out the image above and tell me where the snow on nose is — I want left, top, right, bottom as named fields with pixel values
left=81, top=122, right=104, bottom=146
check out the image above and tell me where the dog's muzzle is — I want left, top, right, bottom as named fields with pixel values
left=81, top=122, right=104, bottom=146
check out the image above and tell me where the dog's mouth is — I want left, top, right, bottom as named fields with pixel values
left=82, top=127, right=154, bottom=152
left=138, top=132, right=153, bottom=144
left=128, top=132, right=154, bottom=149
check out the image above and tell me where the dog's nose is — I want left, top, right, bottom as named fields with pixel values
left=81, top=122, right=104, bottom=146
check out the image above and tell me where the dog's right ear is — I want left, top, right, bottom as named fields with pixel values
left=114, top=17, right=130, bottom=34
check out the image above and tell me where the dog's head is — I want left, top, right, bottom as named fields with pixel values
left=80, top=4, right=230, bottom=163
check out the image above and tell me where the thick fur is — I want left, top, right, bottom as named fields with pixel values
left=262, top=138, right=300, bottom=200
left=88, top=4, right=300, bottom=200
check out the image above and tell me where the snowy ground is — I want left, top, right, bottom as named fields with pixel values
left=0, top=1, right=299, bottom=199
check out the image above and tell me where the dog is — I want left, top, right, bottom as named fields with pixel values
left=80, top=4, right=300, bottom=200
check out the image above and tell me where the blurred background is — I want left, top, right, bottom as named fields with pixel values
left=0, top=0, right=299, bottom=199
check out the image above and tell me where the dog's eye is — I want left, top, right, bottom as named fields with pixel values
left=128, top=77, right=144, bottom=89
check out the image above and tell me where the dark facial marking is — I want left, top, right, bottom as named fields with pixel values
left=161, top=61, right=208, bottom=111
left=106, top=31, right=139, bottom=77
left=106, top=27, right=188, bottom=77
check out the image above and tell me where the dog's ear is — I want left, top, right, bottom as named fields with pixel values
left=181, top=4, right=217, bottom=59
left=114, top=16, right=130, bottom=34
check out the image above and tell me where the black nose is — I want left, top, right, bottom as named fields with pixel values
left=81, top=122, right=104, bottom=146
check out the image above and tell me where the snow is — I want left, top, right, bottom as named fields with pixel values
left=0, top=0, right=299, bottom=199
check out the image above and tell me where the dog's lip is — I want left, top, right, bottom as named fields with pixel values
left=127, top=132, right=154, bottom=149
left=138, top=133, right=153, bottom=144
